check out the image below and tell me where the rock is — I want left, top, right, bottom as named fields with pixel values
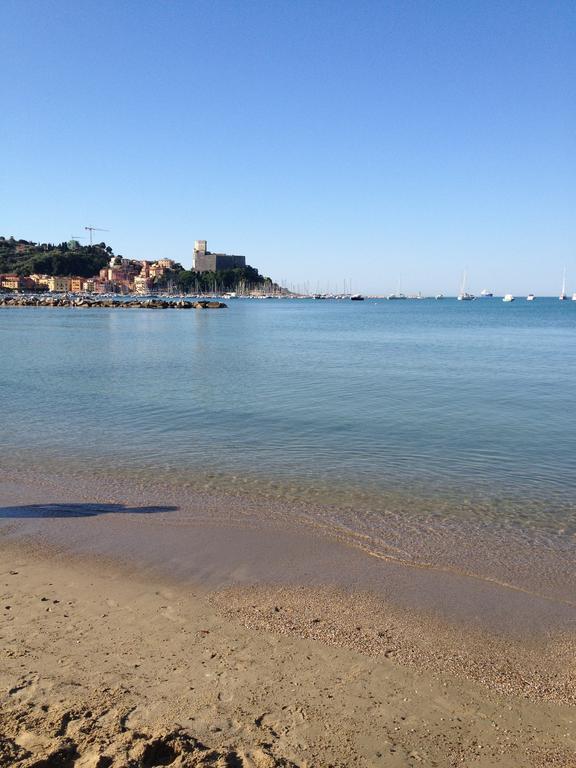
left=0, top=296, right=227, bottom=310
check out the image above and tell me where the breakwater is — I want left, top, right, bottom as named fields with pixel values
left=0, top=295, right=227, bottom=309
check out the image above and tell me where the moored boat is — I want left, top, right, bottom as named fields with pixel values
left=559, top=269, right=568, bottom=300
left=457, top=271, right=474, bottom=301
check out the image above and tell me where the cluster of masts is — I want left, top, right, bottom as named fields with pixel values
left=287, top=270, right=576, bottom=301
left=453, top=269, right=575, bottom=302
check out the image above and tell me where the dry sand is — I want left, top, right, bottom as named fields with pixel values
left=1, top=541, right=575, bottom=768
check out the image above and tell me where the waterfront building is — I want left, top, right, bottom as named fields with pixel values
left=1, top=274, right=22, bottom=290
left=92, top=279, right=112, bottom=294
left=3, top=273, right=52, bottom=292
left=134, top=275, right=154, bottom=294
left=70, top=277, right=85, bottom=293
left=29, top=274, right=50, bottom=288
left=0, top=274, right=37, bottom=291
left=47, top=276, right=71, bottom=292
left=192, top=240, right=246, bottom=272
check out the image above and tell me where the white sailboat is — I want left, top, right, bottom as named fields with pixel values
left=526, top=294, right=535, bottom=301
left=457, top=271, right=474, bottom=301
left=559, top=268, right=568, bottom=300
left=503, top=294, right=515, bottom=302
left=388, top=280, right=406, bottom=300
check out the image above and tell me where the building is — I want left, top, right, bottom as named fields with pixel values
left=0, top=274, right=37, bottom=291
left=90, top=279, right=111, bottom=294
left=140, top=262, right=151, bottom=278
left=70, top=277, right=85, bottom=293
left=1, top=274, right=22, bottom=290
left=47, top=276, right=71, bottom=292
left=28, top=274, right=54, bottom=291
left=133, top=276, right=154, bottom=294
left=99, top=258, right=141, bottom=292
left=192, top=240, right=246, bottom=273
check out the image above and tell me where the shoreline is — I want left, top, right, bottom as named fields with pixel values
left=1, top=470, right=576, bottom=764
left=1, top=464, right=575, bottom=638
left=1, top=540, right=575, bottom=767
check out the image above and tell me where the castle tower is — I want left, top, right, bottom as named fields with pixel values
left=193, top=240, right=207, bottom=270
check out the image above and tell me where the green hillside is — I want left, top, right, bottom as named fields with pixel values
left=0, top=237, right=111, bottom=278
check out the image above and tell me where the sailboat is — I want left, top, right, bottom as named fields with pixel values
left=387, top=280, right=406, bottom=300
left=457, top=271, right=474, bottom=301
left=559, top=268, right=568, bottom=301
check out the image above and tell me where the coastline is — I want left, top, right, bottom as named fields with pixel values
left=0, top=295, right=227, bottom=309
left=2, top=540, right=575, bottom=767
left=1, top=460, right=575, bottom=635
left=1, top=471, right=576, bottom=765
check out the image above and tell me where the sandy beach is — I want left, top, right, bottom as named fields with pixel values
left=1, top=534, right=575, bottom=768
left=4, top=0, right=576, bottom=762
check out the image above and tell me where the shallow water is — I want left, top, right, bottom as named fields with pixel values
left=1, top=298, right=575, bottom=607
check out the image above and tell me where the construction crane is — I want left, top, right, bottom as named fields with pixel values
left=84, top=226, right=109, bottom=245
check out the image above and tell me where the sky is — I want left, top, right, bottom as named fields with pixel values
left=1, top=0, right=575, bottom=295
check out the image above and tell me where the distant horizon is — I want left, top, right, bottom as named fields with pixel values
left=2, top=0, right=574, bottom=295
left=2, top=229, right=573, bottom=298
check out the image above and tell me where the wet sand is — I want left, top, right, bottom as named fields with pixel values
left=1, top=471, right=576, bottom=765
left=1, top=467, right=575, bottom=639
left=2, top=542, right=576, bottom=767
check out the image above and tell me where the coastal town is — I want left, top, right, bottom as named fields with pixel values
left=0, top=237, right=275, bottom=296
left=0, top=256, right=176, bottom=295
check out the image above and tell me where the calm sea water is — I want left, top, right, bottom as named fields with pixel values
left=1, top=298, right=575, bottom=557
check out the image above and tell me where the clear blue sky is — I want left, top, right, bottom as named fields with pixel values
left=1, top=0, right=574, bottom=294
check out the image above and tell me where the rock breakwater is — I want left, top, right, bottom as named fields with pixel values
left=0, top=295, right=227, bottom=309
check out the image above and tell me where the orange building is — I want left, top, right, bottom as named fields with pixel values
left=70, top=277, right=85, bottom=293
left=0, top=274, right=37, bottom=291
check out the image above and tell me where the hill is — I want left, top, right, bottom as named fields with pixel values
left=0, top=236, right=278, bottom=293
left=0, top=237, right=112, bottom=278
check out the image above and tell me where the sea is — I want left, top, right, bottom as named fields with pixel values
left=1, top=297, right=575, bottom=621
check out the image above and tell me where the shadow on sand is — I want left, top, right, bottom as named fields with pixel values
left=0, top=503, right=178, bottom=519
